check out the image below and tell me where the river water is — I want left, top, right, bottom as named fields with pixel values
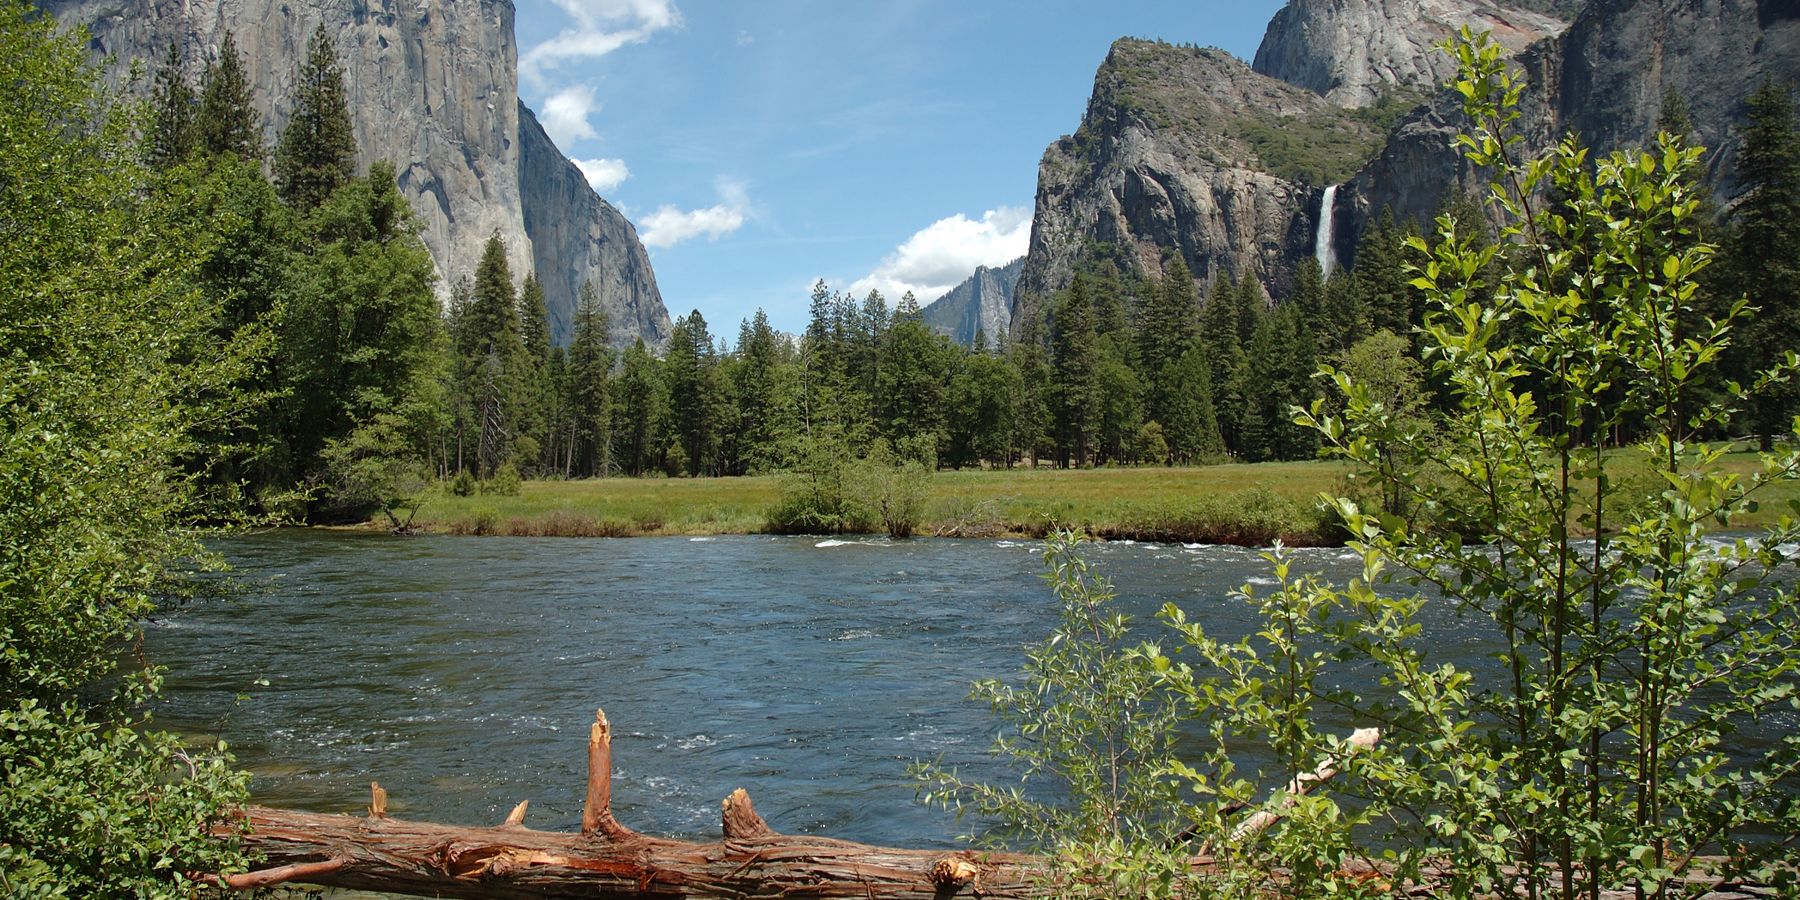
left=149, top=531, right=1381, bottom=847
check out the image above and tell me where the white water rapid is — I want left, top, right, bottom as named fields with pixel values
left=1314, top=184, right=1339, bottom=278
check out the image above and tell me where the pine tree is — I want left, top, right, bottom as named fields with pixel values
left=1198, top=273, right=1255, bottom=455
left=1051, top=275, right=1099, bottom=467
left=568, top=281, right=613, bottom=478
left=1161, top=347, right=1223, bottom=464
left=274, top=23, right=357, bottom=211
left=665, top=310, right=718, bottom=476
left=1091, top=337, right=1143, bottom=465
left=146, top=42, right=196, bottom=168
left=1724, top=80, right=1800, bottom=448
left=1140, top=254, right=1200, bottom=433
left=516, top=272, right=552, bottom=469
left=732, top=309, right=796, bottom=474
left=1009, top=295, right=1055, bottom=468
left=1349, top=210, right=1420, bottom=348
left=612, top=338, right=669, bottom=476
left=464, top=234, right=522, bottom=475
left=944, top=348, right=1021, bottom=469
left=876, top=293, right=949, bottom=446
left=196, top=31, right=260, bottom=160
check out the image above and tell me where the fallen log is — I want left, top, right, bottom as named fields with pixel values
left=207, top=709, right=1388, bottom=898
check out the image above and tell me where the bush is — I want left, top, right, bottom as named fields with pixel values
left=763, top=429, right=875, bottom=535
left=484, top=460, right=522, bottom=496
left=449, top=469, right=478, bottom=497
left=852, top=441, right=932, bottom=539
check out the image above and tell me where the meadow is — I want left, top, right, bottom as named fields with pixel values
left=397, top=450, right=1800, bottom=544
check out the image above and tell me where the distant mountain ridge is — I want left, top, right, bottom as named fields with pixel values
left=922, top=258, right=1023, bottom=347
left=41, top=0, right=671, bottom=348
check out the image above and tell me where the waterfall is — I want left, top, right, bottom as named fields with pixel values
left=1314, top=184, right=1339, bottom=278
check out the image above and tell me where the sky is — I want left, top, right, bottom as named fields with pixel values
left=511, top=0, right=1289, bottom=337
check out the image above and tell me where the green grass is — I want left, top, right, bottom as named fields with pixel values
left=394, top=449, right=1800, bottom=545
left=404, top=461, right=1353, bottom=544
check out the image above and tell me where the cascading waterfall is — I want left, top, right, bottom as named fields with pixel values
left=1314, top=184, right=1339, bottom=278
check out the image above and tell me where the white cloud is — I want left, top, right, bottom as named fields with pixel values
left=523, top=0, right=683, bottom=83
left=849, top=207, right=1031, bottom=303
left=735, top=30, right=755, bottom=46
left=540, top=85, right=600, bottom=147
left=639, top=179, right=751, bottom=249
left=573, top=157, right=630, bottom=193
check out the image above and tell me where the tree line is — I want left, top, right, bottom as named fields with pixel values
left=140, top=24, right=1800, bottom=526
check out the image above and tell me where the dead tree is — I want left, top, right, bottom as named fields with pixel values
left=200, top=710, right=1379, bottom=897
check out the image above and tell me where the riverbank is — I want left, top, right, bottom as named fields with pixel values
left=399, top=462, right=1352, bottom=545
left=385, top=450, right=1800, bottom=545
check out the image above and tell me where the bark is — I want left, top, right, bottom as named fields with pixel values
left=202, top=713, right=1768, bottom=900
left=205, top=709, right=1383, bottom=898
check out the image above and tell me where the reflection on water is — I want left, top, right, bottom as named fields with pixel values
left=150, top=531, right=1341, bottom=846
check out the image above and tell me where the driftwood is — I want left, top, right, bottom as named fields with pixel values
left=204, top=708, right=1382, bottom=898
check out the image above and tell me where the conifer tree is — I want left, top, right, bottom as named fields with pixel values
left=612, top=337, right=669, bottom=476
left=1092, top=337, right=1143, bottom=465
left=665, top=310, right=718, bottom=476
left=1051, top=276, right=1099, bottom=467
left=732, top=309, right=795, bottom=474
left=274, top=23, right=357, bottom=211
left=1161, top=347, right=1223, bottom=463
left=1198, top=274, right=1254, bottom=455
left=876, top=292, right=948, bottom=448
left=146, top=42, right=196, bottom=168
left=944, top=348, right=1021, bottom=469
left=465, top=235, right=522, bottom=475
left=515, top=272, right=552, bottom=468
left=1723, top=80, right=1800, bottom=448
left=568, top=281, right=613, bottom=478
left=197, top=31, right=260, bottom=160
left=1140, top=254, right=1200, bottom=433
left=1350, top=210, right=1420, bottom=348
left=1009, top=296, right=1055, bottom=468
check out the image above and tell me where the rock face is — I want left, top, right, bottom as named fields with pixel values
left=44, top=0, right=669, bottom=347
left=1019, top=0, right=1800, bottom=331
left=1014, top=39, right=1390, bottom=318
left=922, top=257, right=1023, bottom=347
left=1252, top=0, right=1570, bottom=109
left=1349, top=0, right=1800, bottom=240
left=518, top=104, right=667, bottom=346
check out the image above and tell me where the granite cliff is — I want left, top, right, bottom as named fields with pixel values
left=45, top=0, right=670, bottom=347
left=921, top=257, right=1023, bottom=347
left=1013, top=39, right=1396, bottom=316
left=1348, top=0, right=1800, bottom=246
left=1017, top=0, right=1799, bottom=331
left=1251, top=0, right=1569, bottom=109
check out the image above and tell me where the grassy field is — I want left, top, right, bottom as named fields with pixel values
left=395, top=450, right=1800, bottom=545
left=404, top=460, right=1353, bottom=544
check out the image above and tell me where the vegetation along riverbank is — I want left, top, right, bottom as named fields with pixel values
left=377, top=450, right=1800, bottom=544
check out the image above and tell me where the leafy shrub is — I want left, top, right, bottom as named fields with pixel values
left=764, top=429, right=875, bottom=535
left=484, top=460, right=522, bottom=496
left=450, top=469, right=478, bottom=497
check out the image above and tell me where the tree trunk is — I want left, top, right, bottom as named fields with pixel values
left=200, top=714, right=1764, bottom=900
left=210, top=709, right=1046, bottom=898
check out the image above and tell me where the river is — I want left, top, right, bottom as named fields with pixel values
left=149, top=530, right=1384, bottom=848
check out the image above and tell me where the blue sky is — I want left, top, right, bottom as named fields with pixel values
left=512, top=1, right=1288, bottom=337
